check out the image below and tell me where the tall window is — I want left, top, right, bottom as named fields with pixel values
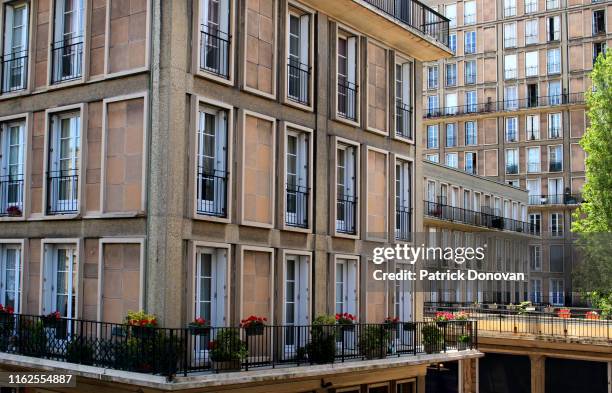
left=287, top=10, right=310, bottom=105
left=195, top=248, right=227, bottom=328
left=395, top=62, right=412, bottom=139
left=445, top=3, right=457, bottom=27
left=336, top=144, right=357, bottom=234
left=547, top=16, right=560, bottom=42
left=504, top=0, right=516, bottom=17
left=548, top=178, right=564, bottom=203
left=445, top=93, right=457, bottom=115
left=427, top=125, right=438, bottom=148
left=548, top=145, right=562, bottom=172
left=448, top=33, right=457, bottom=53
left=465, top=121, right=477, bottom=145
left=505, top=148, right=518, bottom=174
left=548, top=80, right=562, bottom=105
left=505, top=117, right=517, bottom=142
left=525, top=0, right=537, bottom=13
left=550, top=213, right=563, bottom=237
left=593, top=9, right=606, bottom=35
left=504, top=54, right=517, bottom=79
left=0, top=244, right=21, bottom=312
left=530, top=278, right=542, bottom=303
left=550, top=245, right=564, bottom=271
left=446, top=123, right=457, bottom=147
left=526, top=114, right=539, bottom=140
left=285, top=130, right=309, bottom=228
left=504, top=23, right=517, bottom=48
left=335, top=259, right=357, bottom=316
left=395, top=160, right=411, bottom=240
left=337, top=34, right=358, bottom=121
left=527, top=147, right=540, bottom=173
left=525, top=51, right=538, bottom=77
left=0, top=121, right=25, bottom=217
left=51, top=0, right=84, bottom=84
left=200, top=0, right=231, bottom=78
left=593, top=42, right=607, bottom=64
left=547, top=48, right=561, bottom=74
left=525, top=19, right=539, bottom=45
left=528, top=212, right=541, bottom=234
left=445, top=152, right=458, bottom=168
left=427, top=66, right=438, bottom=89
left=47, top=112, right=80, bottom=214
left=465, top=31, right=476, bottom=54
left=284, top=255, right=309, bottom=348
left=445, top=63, right=456, bottom=86
left=465, top=152, right=476, bottom=174
left=548, top=113, right=561, bottom=138
left=427, top=95, right=439, bottom=117
left=197, top=106, right=228, bottom=217
left=466, top=90, right=477, bottom=113
left=550, top=278, right=564, bottom=305
left=504, top=85, right=518, bottom=110
left=547, top=0, right=560, bottom=10
left=464, top=1, right=476, bottom=25
left=465, top=60, right=476, bottom=84
left=42, top=244, right=77, bottom=321
left=1, top=2, right=29, bottom=94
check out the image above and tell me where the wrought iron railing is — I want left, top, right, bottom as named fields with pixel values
left=528, top=193, right=582, bottom=206
left=506, top=164, right=518, bottom=174
left=200, top=25, right=230, bottom=78
left=0, top=174, right=24, bottom=217
left=196, top=168, right=228, bottom=217
left=337, top=194, right=357, bottom=234
left=549, top=161, right=562, bottom=172
left=396, top=103, right=412, bottom=139
left=1, top=50, right=28, bottom=94
left=396, top=205, right=412, bottom=241
left=287, top=60, right=310, bottom=105
left=286, top=183, right=309, bottom=228
left=338, top=80, right=358, bottom=121
left=46, top=170, right=79, bottom=215
left=51, top=37, right=83, bottom=84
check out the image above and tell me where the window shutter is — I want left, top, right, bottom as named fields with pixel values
left=216, top=111, right=227, bottom=173
left=216, top=249, right=227, bottom=326
left=299, top=256, right=309, bottom=324
left=299, top=14, right=309, bottom=66
left=3, top=6, right=14, bottom=55
left=347, top=260, right=357, bottom=316
left=219, top=0, right=230, bottom=33
left=347, top=37, right=356, bottom=85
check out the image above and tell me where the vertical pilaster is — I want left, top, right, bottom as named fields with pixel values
left=530, top=354, right=546, bottom=393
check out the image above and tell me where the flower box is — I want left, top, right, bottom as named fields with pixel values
left=245, top=324, right=264, bottom=336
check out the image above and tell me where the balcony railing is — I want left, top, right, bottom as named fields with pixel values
left=0, top=314, right=476, bottom=378
left=506, top=164, right=518, bottom=174
left=337, top=194, right=357, bottom=234
left=286, top=183, right=309, bottom=228
left=549, top=161, right=562, bottom=172
left=338, top=80, right=358, bottom=121
left=527, top=163, right=541, bottom=173
left=424, top=200, right=536, bottom=234
left=200, top=25, right=230, bottom=78
left=396, top=205, right=412, bottom=240
left=287, top=60, right=310, bottom=105
left=0, top=174, right=24, bottom=217
left=528, top=193, right=582, bottom=206
left=50, top=36, right=83, bottom=84
left=396, top=103, right=413, bottom=139
left=1, top=50, right=28, bottom=94
left=196, top=168, right=228, bottom=217
left=46, top=170, right=79, bottom=215
left=424, top=93, right=584, bottom=119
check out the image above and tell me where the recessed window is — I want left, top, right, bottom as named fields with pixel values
left=287, top=10, right=311, bottom=105
left=395, top=62, right=413, bottom=139
left=200, top=0, right=231, bottom=78
left=464, top=31, right=476, bottom=54
left=526, top=114, right=540, bottom=140
left=548, top=145, right=563, bottom=172
left=505, top=117, right=518, bottom=142
left=504, top=23, right=517, bottom=48
left=445, top=152, right=458, bottom=168
left=0, top=121, right=25, bottom=217
left=547, top=48, right=561, bottom=74
left=465, top=152, right=477, bottom=174
left=464, top=1, right=476, bottom=24
left=525, top=0, right=537, bottom=13
left=593, top=9, right=606, bottom=35
left=505, top=148, right=518, bottom=174
left=1, top=2, right=29, bottom=94
left=504, top=54, right=517, bottom=79
left=395, top=160, right=412, bottom=240
left=445, top=3, right=457, bottom=27
left=336, top=143, right=357, bottom=234
left=525, top=19, right=538, bottom=45
left=465, top=121, right=477, bottom=145
left=526, top=147, right=540, bottom=173
left=504, top=0, right=516, bottom=17
left=51, top=0, right=84, bottom=84
left=525, top=51, right=538, bottom=77
left=548, top=113, right=562, bottom=138
left=465, top=60, right=476, bottom=84
left=427, top=125, right=438, bottom=148
left=337, top=33, right=358, bottom=121
left=547, top=16, right=560, bottom=41
left=47, top=112, right=80, bottom=215
left=504, top=85, right=518, bottom=110
left=0, top=244, right=21, bottom=312
left=285, top=130, right=309, bottom=228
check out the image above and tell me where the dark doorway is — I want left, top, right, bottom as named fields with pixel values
left=528, top=84, right=538, bottom=107
left=480, top=353, right=530, bottom=393
left=546, top=358, right=607, bottom=393
left=426, top=361, right=458, bottom=393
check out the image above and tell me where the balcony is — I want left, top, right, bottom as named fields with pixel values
left=288, top=60, right=311, bottom=106
left=424, top=93, right=584, bottom=119
left=50, top=36, right=83, bottom=84
left=549, top=161, right=562, bottom=172
left=337, top=194, right=357, bottom=234
left=286, top=183, right=309, bottom=228
left=200, top=25, right=231, bottom=79
left=424, top=200, right=536, bottom=235
left=528, top=193, right=582, bottom=206
left=0, top=174, right=24, bottom=217
left=395, top=205, right=412, bottom=240
left=196, top=168, right=228, bottom=217
left=46, top=170, right=79, bottom=215
left=1, top=50, right=28, bottom=94
left=0, top=314, right=477, bottom=378
left=396, top=103, right=413, bottom=139
left=506, top=164, right=518, bottom=174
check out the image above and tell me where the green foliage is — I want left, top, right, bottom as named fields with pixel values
left=421, top=324, right=443, bottom=346
left=20, top=320, right=47, bottom=356
left=586, top=291, right=612, bottom=318
left=312, top=314, right=336, bottom=325
left=358, top=325, right=390, bottom=359
left=209, top=329, right=247, bottom=362
left=66, top=338, right=95, bottom=365
left=306, top=315, right=337, bottom=363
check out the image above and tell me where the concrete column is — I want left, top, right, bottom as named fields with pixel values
left=530, top=355, right=546, bottom=393
left=417, top=375, right=426, bottom=393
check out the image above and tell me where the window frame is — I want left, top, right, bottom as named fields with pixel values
left=284, top=3, right=314, bottom=111
left=335, top=27, right=360, bottom=125
left=334, top=137, right=360, bottom=238
left=283, top=122, right=313, bottom=232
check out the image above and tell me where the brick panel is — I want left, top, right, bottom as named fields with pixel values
left=367, top=43, right=387, bottom=132
left=243, top=114, right=274, bottom=225
left=108, top=0, right=147, bottom=73
left=102, top=243, right=141, bottom=324
left=245, top=0, right=276, bottom=95
left=366, top=149, right=387, bottom=236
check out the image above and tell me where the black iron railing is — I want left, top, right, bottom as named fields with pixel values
left=286, top=183, right=309, bottom=228
left=424, top=93, right=584, bottom=119
left=396, top=103, right=413, bottom=139
left=396, top=205, right=412, bottom=241
left=51, top=37, right=83, bottom=84
left=424, top=200, right=535, bottom=234
left=46, top=170, right=79, bottom=215
left=288, top=60, right=310, bottom=105
left=200, top=25, right=230, bottom=78
left=337, top=194, right=357, bottom=234
left=196, top=168, right=228, bottom=217
left=528, top=193, right=582, bottom=206
left=338, top=80, right=358, bottom=121
left=0, top=174, right=24, bottom=217
left=549, top=161, right=562, bottom=172
left=506, top=164, right=518, bottom=174
left=1, top=50, right=28, bottom=94
left=0, top=314, right=476, bottom=378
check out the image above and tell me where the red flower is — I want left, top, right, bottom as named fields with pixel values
left=240, top=315, right=267, bottom=328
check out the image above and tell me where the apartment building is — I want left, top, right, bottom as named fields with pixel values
left=420, top=0, right=611, bottom=306
left=0, top=0, right=488, bottom=392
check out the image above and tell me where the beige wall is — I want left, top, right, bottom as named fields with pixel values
left=367, top=42, right=388, bottom=132
left=366, top=149, right=388, bottom=237
left=26, top=239, right=41, bottom=314
left=241, top=250, right=272, bottom=320
left=86, top=102, right=103, bottom=213
left=82, top=239, right=100, bottom=320
left=89, top=0, right=108, bottom=77
left=366, top=260, right=386, bottom=323
left=34, top=0, right=50, bottom=89
left=108, top=0, right=148, bottom=73
left=245, top=0, right=276, bottom=95
left=30, top=112, right=45, bottom=215
left=101, top=243, right=141, bottom=324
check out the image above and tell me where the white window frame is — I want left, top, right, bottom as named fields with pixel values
left=427, top=125, right=438, bottom=148
left=448, top=33, right=457, bottom=53
left=505, top=148, right=518, bottom=173
left=525, top=51, right=538, bottom=77
left=550, top=212, right=563, bottom=237
left=426, top=154, right=439, bottom=163
left=550, top=278, right=564, bottom=306
left=283, top=254, right=310, bottom=351
left=445, top=152, right=458, bottom=168
left=465, top=31, right=476, bottom=54
left=48, top=112, right=80, bottom=214
left=395, top=160, right=411, bottom=240
left=336, top=143, right=357, bottom=234
left=465, top=152, right=477, bottom=174
left=445, top=93, right=457, bottom=115
left=526, top=114, right=540, bottom=140
left=287, top=9, right=310, bottom=105
left=548, top=113, right=562, bottom=138
left=465, top=60, right=476, bottom=84
left=445, top=123, right=457, bottom=147
left=445, top=3, right=457, bottom=28
left=427, top=95, right=439, bottom=116
left=395, top=60, right=412, bottom=139
left=42, top=243, right=78, bottom=321
left=530, top=245, right=541, bottom=271
left=0, top=121, right=25, bottom=213
left=547, top=15, right=560, bottom=41
left=337, top=31, right=358, bottom=122
left=427, top=65, right=438, bottom=89
left=200, top=0, right=231, bottom=78
left=548, top=145, right=563, bottom=172
left=504, top=85, right=518, bottom=110
left=504, top=23, right=517, bottom=48
left=0, top=244, right=21, bottom=313
left=51, top=0, right=85, bottom=83
left=525, top=0, right=537, bottom=13
left=527, top=147, right=540, bottom=173
left=2, top=1, right=29, bottom=93
left=334, top=258, right=358, bottom=317
left=504, top=54, right=517, bottom=80
left=525, top=19, right=539, bottom=45
left=530, top=278, right=542, bottom=303
left=464, top=1, right=476, bottom=25
left=505, top=117, right=518, bottom=142
left=547, top=48, right=561, bottom=74
left=285, top=129, right=309, bottom=228
left=504, top=0, right=516, bottom=17
left=465, top=121, right=477, bottom=145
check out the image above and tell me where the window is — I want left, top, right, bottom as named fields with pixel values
left=465, top=121, right=477, bottom=145
left=0, top=244, right=21, bottom=312
left=427, top=66, right=438, bottom=89
left=395, top=160, right=412, bottom=240
left=547, top=16, right=560, bottom=41
left=548, top=145, right=562, bottom=172
left=550, top=245, right=564, bottom=272
left=396, top=62, right=413, bottom=139
left=505, top=117, right=517, bottom=142
left=465, top=31, right=476, bottom=54
left=465, top=152, right=477, bottom=174
left=504, top=0, right=516, bottom=17
left=548, top=80, right=562, bottom=105
left=51, top=0, right=84, bottom=84
left=426, top=154, right=439, bottom=163
left=335, top=259, right=358, bottom=316
left=504, top=85, right=518, bottom=110
left=195, top=248, right=227, bottom=329
left=550, top=213, right=563, bottom=236
left=530, top=278, right=542, bottom=303
left=42, top=244, right=77, bottom=320
left=527, top=147, right=540, bottom=173
left=465, top=60, right=476, bottom=84
left=445, top=153, right=458, bottom=168
left=526, top=114, right=539, bottom=140
left=427, top=125, right=439, bottom=148
left=525, top=0, right=537, bottom=13
left=548, top=113, right=561, bottom=138
left=284, top=254, right=309, bottom=348
left=527, top=179, right=541, bottom=204
left=286, top=130, right=309, bottom=228
left=287, top=11, right=310, bottom=105
left=446, top=123, right=457, bottom=147
left=550, top=278, right=564, bottom=306
left=548, top=178, right=564, bottom=203
left=445, top=4, right=457, bottom=27
left=529, top=213, right=541, bottom=235
left=0, top=121, right=25, bottom=216
left=525, top=51, right=538, bottom=77
left=1, top=2, right=29, bottom=94
left=47, top=112, right=80, bottom=215
left=546, top=0, right=559, bottom=9
left=445, top=93, right=457, bottom=115
left=504, top=54, right=517, bottom=79
left=547, top=48, right=561, bottom=74
left=197, top=106, right=228, bottom=217
left=593, top=9, right=606, bottom=35
left=427, top=95, right=439, bottom=117
left=505, top=148, right=518, bottom=174
left=445, top=63, right=456, bottom=86
left=504, top=23, right=517, bottom=48
left=525, top=19, right=539, bottom=45
left=464, top=1, right=476, bottom=24
left=337, top=34, right=358, bottom=121
left=449, top=33, right=457, bottom=53
left=527, top=83, right=538, bottom=107
left=336, top=144, right=357, bottom=234
left=593, top=42, right=607, bottom=64
left=200, top=0, right=231, bottom=78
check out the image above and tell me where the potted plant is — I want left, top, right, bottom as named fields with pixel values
left=336, top=312, right=356, bottom=332
left=433, top=311, right=454, bottom=327
left=383, top=316, right=400, bottom=331
left=557, top=309, right=571, bottom=319
left=66, top=338, right=95, bottom=366
left=306, top=315, right=336, bottom=364
left=126, top=310, right=158, bottom=338
left=457, top=334, right=471, bottom=350
left=422, top=324, right=443, bottom=354
left=0, top=304, right=14, bottom=324
left=359, top=325, right=390, bottom=360
left=240, top=315, right=267, bottom=336
left=453, top=311, right=469, bottom=325
left=517, top=301, right=533, bottom=315
left=585, top=311, right=600, bottom=320
left=188, top=317, right=211, bottom=335
left=6, top=206, right=22, bottom=217
left=0, top=304, right=15, bottom=351
left=209, top=329, right=247, bottom=372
